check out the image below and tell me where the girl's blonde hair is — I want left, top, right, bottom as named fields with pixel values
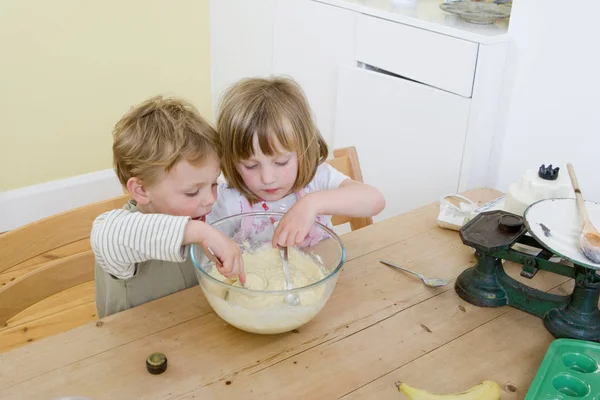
left=112, top=95, right=219, bottom=187
left=217, top=76, right=328, bottom=203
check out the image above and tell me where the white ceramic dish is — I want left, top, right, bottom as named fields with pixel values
left=440, top=1, right=511, bottom=25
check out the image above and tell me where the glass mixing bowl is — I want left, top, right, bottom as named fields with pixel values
left=190, top=212, right=346, bottom=334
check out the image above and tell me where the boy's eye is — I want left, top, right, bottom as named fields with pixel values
left=185, top=191, right=199, bottom=197
left=275, top=160, right=289, bottom=167
left=212, top=182, right=218, bottom=187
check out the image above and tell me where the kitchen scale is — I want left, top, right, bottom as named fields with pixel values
left=455, top=197, right=600, bottom=341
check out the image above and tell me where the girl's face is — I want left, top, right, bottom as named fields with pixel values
left=236, top=135, right=299, bottom=202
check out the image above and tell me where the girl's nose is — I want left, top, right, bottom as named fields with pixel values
left=260, top=166, right=276, bottom=185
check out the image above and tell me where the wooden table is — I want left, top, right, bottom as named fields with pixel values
left=0, top=189, right=571, bottom=399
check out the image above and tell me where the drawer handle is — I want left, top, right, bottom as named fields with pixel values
left=359, top=62, right=419, bottom=84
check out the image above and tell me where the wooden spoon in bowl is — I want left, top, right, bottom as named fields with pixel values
left=567, top=163, right=600, bottom=263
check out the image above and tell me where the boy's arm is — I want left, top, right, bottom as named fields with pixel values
left=91, top=209, right=245, bottom=282
left=91, top=209, right=191, bottom=279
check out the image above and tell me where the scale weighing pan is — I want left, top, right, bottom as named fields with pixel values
left=525, top=198, right=600, bottom=270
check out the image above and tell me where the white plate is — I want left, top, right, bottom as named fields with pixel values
left=439, top=2, right=511, bottom=25
left=524, top=198, right=600, bottom=270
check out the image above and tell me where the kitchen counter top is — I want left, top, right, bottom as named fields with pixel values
left=316, top=0, right=510, bottom=44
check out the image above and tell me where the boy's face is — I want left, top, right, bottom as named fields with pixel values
left=236, top=135, right=299, bottom=202
left=139, top=152, right=220, bottom=220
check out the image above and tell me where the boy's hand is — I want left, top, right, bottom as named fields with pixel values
left=203, top=230, right=246, bottom=284
left=272, top=196, right=319, bottom=247
left=185, top=221, right=246, bottom=283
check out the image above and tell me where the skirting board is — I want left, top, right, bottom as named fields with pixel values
left=0, top=168, right=353, bottom=236
left=0, top=169, right=124, bottom=232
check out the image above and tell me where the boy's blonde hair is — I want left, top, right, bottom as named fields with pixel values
left=113, top=95, right=219, bottom=187
left=217, top=76, right=328, bottom=203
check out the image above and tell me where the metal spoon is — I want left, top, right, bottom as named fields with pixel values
left=380, top=260, right=449, bottom=288
left=279, top=246, right=300, bottom=306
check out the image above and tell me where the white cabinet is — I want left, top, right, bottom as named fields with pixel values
left=210, top=0, right=275, bottom=119
left=272, top=0, right=356, bottom=145
left=334, top=66, right=471, bottom=221
left=210, top=0, right=508, bottom=220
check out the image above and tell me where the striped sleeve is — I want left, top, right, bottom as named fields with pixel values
left=90, top=209, right=190, bottom=279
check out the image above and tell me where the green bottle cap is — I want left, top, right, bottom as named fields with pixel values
left=146, top=352, right=167, bottom=375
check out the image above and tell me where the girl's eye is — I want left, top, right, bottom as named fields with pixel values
left=244, top=164, right=258, bottom=170
left=212, top=182, right=218, bottom=188
left=185, top=191, right=199, bottom=197
left=275, top=160, right=289, bottom=167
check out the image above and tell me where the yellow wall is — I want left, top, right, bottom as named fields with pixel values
left=0, top=0, right=212, bottom=191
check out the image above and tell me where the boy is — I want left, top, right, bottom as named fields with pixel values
left=91, top=96, right=245, bottom=318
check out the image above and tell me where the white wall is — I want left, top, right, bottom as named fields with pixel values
left=210, top=0, right=274, bottom=120
left=489, top=0, right=600, bottom=201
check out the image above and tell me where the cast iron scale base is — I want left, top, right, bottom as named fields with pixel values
left=456, top=210, right=600, bottom=342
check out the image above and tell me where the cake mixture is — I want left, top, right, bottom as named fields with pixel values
left=202, top=246, right=332, bottom=334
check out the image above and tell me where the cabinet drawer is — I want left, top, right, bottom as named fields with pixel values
left=355, top=14, right=478, bottom=97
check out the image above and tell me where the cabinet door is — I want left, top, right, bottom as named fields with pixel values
left=272, top=0, right=355, bottom=146
left=210, top=0, right=275, bottom=119
left=334, top=66, right=471, bottom=221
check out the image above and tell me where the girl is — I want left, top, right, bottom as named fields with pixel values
left=208, top=76, right=385, bottom=247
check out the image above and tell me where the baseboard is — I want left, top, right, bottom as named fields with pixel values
left=0, top=169, right=361, bottom=234
left=0, top=169, right=124, bottom=232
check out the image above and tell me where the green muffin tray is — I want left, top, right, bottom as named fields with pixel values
left=526, top=339, right=600, bottom=399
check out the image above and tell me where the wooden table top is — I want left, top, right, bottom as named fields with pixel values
left=0, top=188, right=569, bottom=399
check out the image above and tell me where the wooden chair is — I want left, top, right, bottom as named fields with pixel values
left=0, top=194, right=129, bottom=342
left=326, top=146, right=373, bottom=231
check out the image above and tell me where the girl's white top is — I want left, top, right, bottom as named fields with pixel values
left=207, top=163, right=349, bottom=243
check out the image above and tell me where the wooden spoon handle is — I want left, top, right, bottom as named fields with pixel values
left=567, top=163, right=592, bottom=227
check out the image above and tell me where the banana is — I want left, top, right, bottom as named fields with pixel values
left=397, top=380, right=501, bottom=400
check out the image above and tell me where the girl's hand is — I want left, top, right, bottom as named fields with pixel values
left=272, top=197, right=319, bottom=247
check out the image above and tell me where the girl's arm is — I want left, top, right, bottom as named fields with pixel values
left=273, top=179, right=385, bottom=247
left=305, top=179, right=385, bottom=218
